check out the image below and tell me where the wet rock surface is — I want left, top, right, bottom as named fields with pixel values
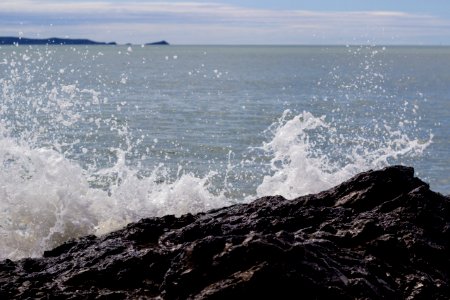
left=0, top=166, right=449, bottom=299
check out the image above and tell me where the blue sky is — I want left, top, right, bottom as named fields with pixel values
left=1, top=0, right=450, bottom=45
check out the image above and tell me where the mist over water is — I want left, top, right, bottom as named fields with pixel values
left=0, top=45, right=447, bottom=259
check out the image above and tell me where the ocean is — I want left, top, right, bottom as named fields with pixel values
left=0, top=45, right=448, bottom=259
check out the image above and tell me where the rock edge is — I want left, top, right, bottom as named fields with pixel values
left=0, top=166, right=449, bottom=299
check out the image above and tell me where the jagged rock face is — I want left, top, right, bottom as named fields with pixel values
left=0, top=166, right=449, bottom=299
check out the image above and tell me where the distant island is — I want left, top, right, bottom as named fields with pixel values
left=0, top=37, right=170, bottom=46
left=145, top=40, right=170, bottom=46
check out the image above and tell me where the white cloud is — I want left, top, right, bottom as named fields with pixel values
left=0, top=1, right=449, bottom=44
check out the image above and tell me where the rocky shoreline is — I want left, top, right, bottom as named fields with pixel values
left=0, top=166, right=449, bottom=299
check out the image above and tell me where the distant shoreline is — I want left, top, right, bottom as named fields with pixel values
left=0, top=37, right=169, bottom=46
left=1, top=38, right=448, bottom=47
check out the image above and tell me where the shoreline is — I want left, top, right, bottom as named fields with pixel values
left=1, top=165, right=448, bottom=298
left=0, top=36, right=170, bottom=46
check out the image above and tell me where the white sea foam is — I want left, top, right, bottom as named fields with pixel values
left=0, top=50, right=230, bottom=258
left=0, top=106, right=432, bottom=259
left=0, top=45, right=434, bottom=260
left=256, top=109, right=432, bottom=199
left=0, top=136, right=229, bottom=259
left=0, top=135, right=97, bottom=259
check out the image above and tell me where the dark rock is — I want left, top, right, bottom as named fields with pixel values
left=0, top=166, right=448, bottom=299
left=146, top=40, right=170, bottom=46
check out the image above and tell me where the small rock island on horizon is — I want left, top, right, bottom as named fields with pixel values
left=145, top=40, right=170, bottom=46
left=0, top=36, right=170, bottom=46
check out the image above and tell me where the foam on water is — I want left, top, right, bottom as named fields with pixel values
left=0, top=47, right=230, bottom=258
left=0, top=45, right=433, bottom=259
left=0, top=134, right=95, bottom=258
left=0, top=134, right=229, bottom=259
left=256, top=109, right=432, bottom=199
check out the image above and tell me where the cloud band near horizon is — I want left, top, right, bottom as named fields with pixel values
left=1, top=1, right=449, bottom=45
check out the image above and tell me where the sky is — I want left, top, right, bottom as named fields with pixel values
left=1, top=0, right=450, bottom=45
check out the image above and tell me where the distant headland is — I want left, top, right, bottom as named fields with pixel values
left=0, top=37, right=170, bottom=46
left=0, top=37, right=116, bottom=45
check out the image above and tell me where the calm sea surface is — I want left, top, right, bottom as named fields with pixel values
left=0, top=45, right=449, bottom=258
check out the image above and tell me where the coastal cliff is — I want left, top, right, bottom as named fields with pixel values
left=0, top=166, right=448, bottom=299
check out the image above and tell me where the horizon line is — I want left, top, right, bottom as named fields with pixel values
left=1, top=35, right=450, bottom=47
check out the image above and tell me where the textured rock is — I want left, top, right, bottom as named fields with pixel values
left=0, top=166, right=449, bottom=299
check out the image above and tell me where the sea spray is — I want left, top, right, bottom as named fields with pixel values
left=255, top=46, right=433, bottom=199
left=253, top=45, right=433, bottom=199
left=0, top=45, right=438, bottom=259
left=256, top=109, right=432, bottom=199
left=0, top=136, right=98, bottom=258
left=0, top=135, right=229, bottom=259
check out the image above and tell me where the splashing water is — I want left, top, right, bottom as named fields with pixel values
left=256, top=45, right=433, bottom=198
left=256, top=109, right=431, bottom=199
left=0, top=45, right=435, bottom=259
left=0, top=134, right=229, bottom=258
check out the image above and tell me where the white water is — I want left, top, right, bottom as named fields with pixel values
left=0, top=135, right=229, bottom=258
left=0, top=45, right=435, bottom=259
left=256, top=110, right=431, bottom=199
left=0, top=106, right=431, bottom=259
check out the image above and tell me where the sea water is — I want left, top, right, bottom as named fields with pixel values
left=0, top=45, right=448, bottom=259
